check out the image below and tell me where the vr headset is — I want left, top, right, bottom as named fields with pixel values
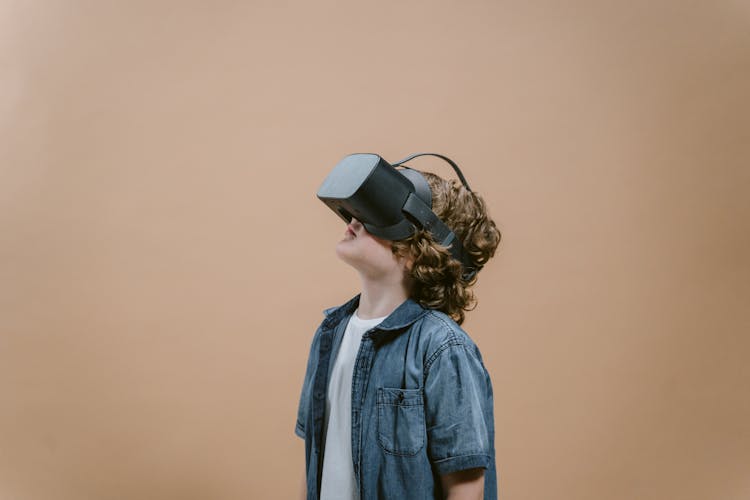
left=317, top=152, right=481, bottom=281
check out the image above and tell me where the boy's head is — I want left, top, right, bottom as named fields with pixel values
left=318, top=153, right=480, bottom=279
left=334, top=168, right=501, bottom=325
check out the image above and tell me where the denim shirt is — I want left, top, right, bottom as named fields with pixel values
left=295, top=293, right=497, bottom=499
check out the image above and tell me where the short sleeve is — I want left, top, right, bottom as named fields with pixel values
left=423, top=343, right=494, bottom=475
left=295, top=326, right=321, bottom=440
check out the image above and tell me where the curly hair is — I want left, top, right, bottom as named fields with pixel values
left=391, top=171, right=502, bottom=325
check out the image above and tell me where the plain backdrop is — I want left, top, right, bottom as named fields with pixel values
left=1, top=1, right=749, bottom=499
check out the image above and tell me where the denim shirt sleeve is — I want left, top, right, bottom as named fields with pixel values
left=295, top=326, right=321, bottom=439
left=423, top=341, right=494, bottom=475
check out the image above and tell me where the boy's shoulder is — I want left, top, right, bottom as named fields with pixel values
left=413, top=309, right=483, bottom=360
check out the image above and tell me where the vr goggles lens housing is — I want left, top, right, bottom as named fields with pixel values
left=317, top=153, right=481, bottom=280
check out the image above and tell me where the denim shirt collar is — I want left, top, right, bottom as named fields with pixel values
left=322, top=293, right=428, bottom=335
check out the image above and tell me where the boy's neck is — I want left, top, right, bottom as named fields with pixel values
left=356, top=276, right=411, bottom=320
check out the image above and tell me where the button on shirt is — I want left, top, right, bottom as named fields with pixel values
left=320, top=308, right=387, bottom=500
left=295, top=294, right=498, bottom=500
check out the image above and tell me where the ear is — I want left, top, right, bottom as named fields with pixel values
left=400, top=255, right=415, bottom=272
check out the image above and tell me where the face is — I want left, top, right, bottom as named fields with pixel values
left=335, top=218, right=410, bottom=280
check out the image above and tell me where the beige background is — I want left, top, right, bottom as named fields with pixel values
left=2, top=1, right=749, bottom=499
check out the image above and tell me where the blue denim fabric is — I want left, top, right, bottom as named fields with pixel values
left=295, top=294, right=497, bottom=499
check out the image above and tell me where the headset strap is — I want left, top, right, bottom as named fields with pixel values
left=402, top=192, right=481, bottom=281
left=392, top=152, right=473, bottom=192
left=394, top=153, right=481, bottom=281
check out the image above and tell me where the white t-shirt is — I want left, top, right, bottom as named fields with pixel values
left=320, top=308, right=387, bottom=500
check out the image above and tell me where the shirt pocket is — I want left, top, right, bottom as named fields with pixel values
left=376, top=387, right=426, bottom=456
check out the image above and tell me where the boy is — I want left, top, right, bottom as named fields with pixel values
left=296, top=154, right=502, bottom=499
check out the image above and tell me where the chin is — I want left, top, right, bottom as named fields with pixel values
left=335, top=245, right=369, bottom=272
left=335, top=242, right=355, bottom=263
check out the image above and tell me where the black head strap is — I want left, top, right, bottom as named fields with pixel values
left=393, top=153, right=481, bottom=281
left=392, top=152, right=473, bottom=192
